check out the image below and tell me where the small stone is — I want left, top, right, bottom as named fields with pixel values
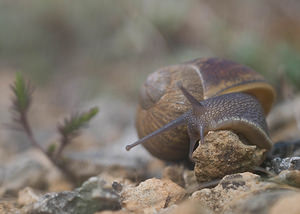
left=271, top=170, right=300, bottom=187
left=97, top=171, right=135, bottom=191
left=161, top=200, right=212, bottom=214
left=112, top=182, right=123, bottom=193
left=265, top=156, right=300, bottom=174
left=17, top=187, right=40, bottom=207
left=0, top=200, right=20, bottom=214
left=162, top=165, right=185, bottom=187
left=289, top=157, right=300, bottom=170
left=191, top=172, right=276, bottom=213
left=121, top=178, right=186, bottom=212
left=182, top=170, right=198, bottom=192
left=0, top=150, right=49, bottom=196
left=224, top=189, right=296, bottom=214
left=269, top=193, right=300, bottom=214
left=24, top=176, right=121, bottom=214
left=192, top=131, right=266, bottom=183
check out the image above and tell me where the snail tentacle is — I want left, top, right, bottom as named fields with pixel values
left=177, top=82, right=201, bottom=107
left=199, top=126, right=205, bottom=145
left=125, top=114, right=186, bottom=151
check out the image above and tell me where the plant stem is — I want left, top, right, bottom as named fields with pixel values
left=20, top=112, right=78, bottom=185
left=55, top=136, right=68, bottom=159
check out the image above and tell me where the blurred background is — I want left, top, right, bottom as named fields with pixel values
left=0, top=0, right=300, bottom=164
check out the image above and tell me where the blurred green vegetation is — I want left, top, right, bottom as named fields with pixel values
left=0, top=0, right=300, bottom=101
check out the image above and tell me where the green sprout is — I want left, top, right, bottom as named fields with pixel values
left=58, top=107, right=99, bottom=139
left=9, top=72, right=99, bottom=185
left=11, top=73, right=33, bottom=113
left=56, top=107, right=99, bottom=157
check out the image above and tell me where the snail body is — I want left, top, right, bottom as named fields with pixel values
left=126, top=58, right=275, bottom=161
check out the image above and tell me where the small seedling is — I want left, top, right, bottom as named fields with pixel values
left=9, top=73, right=99, bottom=185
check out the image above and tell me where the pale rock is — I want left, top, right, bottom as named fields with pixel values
left=18, top=187, right=41, bottom=207
left=191, top=172, right=276, bottom=213
left=23, top=176, right=120, bottom=214
left=0, top=150, right=49, bottom=196
left=224, top=189, right=297, bottom=214
left=121, top=178, right=186, bottom=212
left=0, top=200, right=20, bottom=214
left=271, top=170, right=300, bottom=187
left=160, top=200, right=212, bottom=214
left=193, top=131, right=266, bottom=183
left=269, top=193, right=300, bottom=214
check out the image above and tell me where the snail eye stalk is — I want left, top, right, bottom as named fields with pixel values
left=125, top=114, right=185, bottom=151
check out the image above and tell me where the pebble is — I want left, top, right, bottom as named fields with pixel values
left=17, top=187, right=40, bottom=207
left=265, top=157, right=300, bottom=174
left=23, top=176, right=121, bottom=214
left=0, top=150, right=50, bottom=197
left=160, top=200, right=212, bottom=214
left=0, top=200, right=20, bottom=214
left=121, top=178, right=186, bottom=212
left=191, top=172, right=276, bottom=213
left=271, top=170, right=300, bottom=187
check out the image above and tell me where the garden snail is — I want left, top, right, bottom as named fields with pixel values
left=126, top=58, right=276, bottom=161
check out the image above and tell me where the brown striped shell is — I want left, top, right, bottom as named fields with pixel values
left=135, top=58, right=276, bottom=161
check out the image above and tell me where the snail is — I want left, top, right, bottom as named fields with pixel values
left=126, top=58, right=276, bottom=161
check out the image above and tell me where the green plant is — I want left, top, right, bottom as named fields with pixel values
left=9, top=73, right=99, bottom=185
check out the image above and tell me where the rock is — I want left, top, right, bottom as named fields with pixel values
left=160, top=200, right=212, bottom=214
left=191, top=172, right=276, bottom=213
left=269, top=193, right=300, bottom=214
left=224, top=189, right=296, bottom=214
left=0, top=149, right=73, bottom=197
left=0, top=150, right=49, bottom=196
left=162, top=165, right=185, bottom=187
left=192, top=131, right=266, bottom=183
left=23, top=176, right=121, bottom=214
left=121, top=178, right=186, bottom=212
left=97, top=170, right=136, bottom=193
left=18, top=187, right=41, bottom=207
left=271, top=170, right=300, bottom=187
left=0, top=200, right=20, bottom=214
left=264, top=156, right=300, bottom=174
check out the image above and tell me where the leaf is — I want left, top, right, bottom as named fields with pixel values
left=11, top=72, right=33, bottom=114
left=58, top=107, right=99, bottom=141
left=47, top=143, right=57, bottom=155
